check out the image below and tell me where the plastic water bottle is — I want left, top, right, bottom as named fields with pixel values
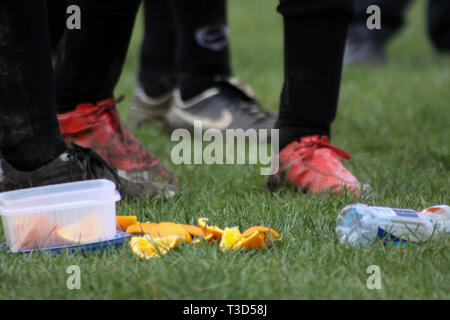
left=335, top=204, right=450, bottom=246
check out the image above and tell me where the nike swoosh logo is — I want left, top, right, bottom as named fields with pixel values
left=195, top=26, right=229, bottom=52
left=171, top=107, right=233, bottom=130
left=203, top=31, right=226, bottom=43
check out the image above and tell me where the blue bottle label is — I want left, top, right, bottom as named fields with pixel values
left=377, top=227, right=408, bottom=246
left=392, top=209, right=419, bottom=218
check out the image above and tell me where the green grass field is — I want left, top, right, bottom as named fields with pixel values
left=0, top=0, right=448, bottom=299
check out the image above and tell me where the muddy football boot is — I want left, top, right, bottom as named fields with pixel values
left=0, top=142, right=176, bottom=200
left=166, top=77, right=276, bottom=134
left=267, top=135, right=362, bottom=196
left=129, top=85, right=174, bottom=127
left=57, top=95, right=176, bottom=184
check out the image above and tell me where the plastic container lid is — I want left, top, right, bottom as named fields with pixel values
left=0, top=179, right=120, bottom=216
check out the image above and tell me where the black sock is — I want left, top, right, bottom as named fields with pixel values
left=0, top=0, right=66, bottom=171
left=138, top=0, right=177, bottom=98
left=170, top=0, right=231, bottom=100
left=276, top=6, right=352, bottom=149
left=54, top=0, right=141, bottom=113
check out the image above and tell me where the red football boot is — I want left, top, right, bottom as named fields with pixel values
left=57, top=95, right=176, bottom=184
left=271, top=135, right=361, bottom=195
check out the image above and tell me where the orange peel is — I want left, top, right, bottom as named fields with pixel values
left=220, top=225, right=282, bottom=251
left=242, top=226, right=281, bottom=242
left=116, top=216, right=138, bottom=232
left=125, top=217, right=282, bottom=257
left=126, top=222, right=158, bottom=234
left=198, top=218, right=223, bottom=240
left=180, top=224, right=204, bottom=238
left=126, top=222, right=192, bottom=242
left=219, top=227, right=242, bottom=251
left=130, top=235, right=181, bottom=259
left=236, top=231, right=266, bottom=249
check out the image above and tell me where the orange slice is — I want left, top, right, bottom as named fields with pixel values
left=130, top=235, right=181, bottom=259
left=198, top=218, right=223, bottom=240
left=15, top=215, right=61, bottom=250
left=56, top=215, right=101, bottom=244
left=116, top=216, right=138, bottom=232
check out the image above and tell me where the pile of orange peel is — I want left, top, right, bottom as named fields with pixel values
left=116, top=216, right=282, bottom=259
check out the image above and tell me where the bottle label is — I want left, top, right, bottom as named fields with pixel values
left=372, top=207, right=419, bottom=218
left=372, top=207, right=397, bottom=216
left=377, top=219, right=429, bottom=243
left=377, top=227, right=408, bottom=246
left=392, top=209, right=419, bottom=218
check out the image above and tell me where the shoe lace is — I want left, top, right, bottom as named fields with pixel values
left=295, top=136, right=351, bottom=161
left=89, top=94, right=125, bottom=129
left=66, top=142, right=123, bottom=191
left=271, top=137, right=352, bottom=188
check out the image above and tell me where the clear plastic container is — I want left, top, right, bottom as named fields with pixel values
left=0, top=179, right=120, bottom=252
